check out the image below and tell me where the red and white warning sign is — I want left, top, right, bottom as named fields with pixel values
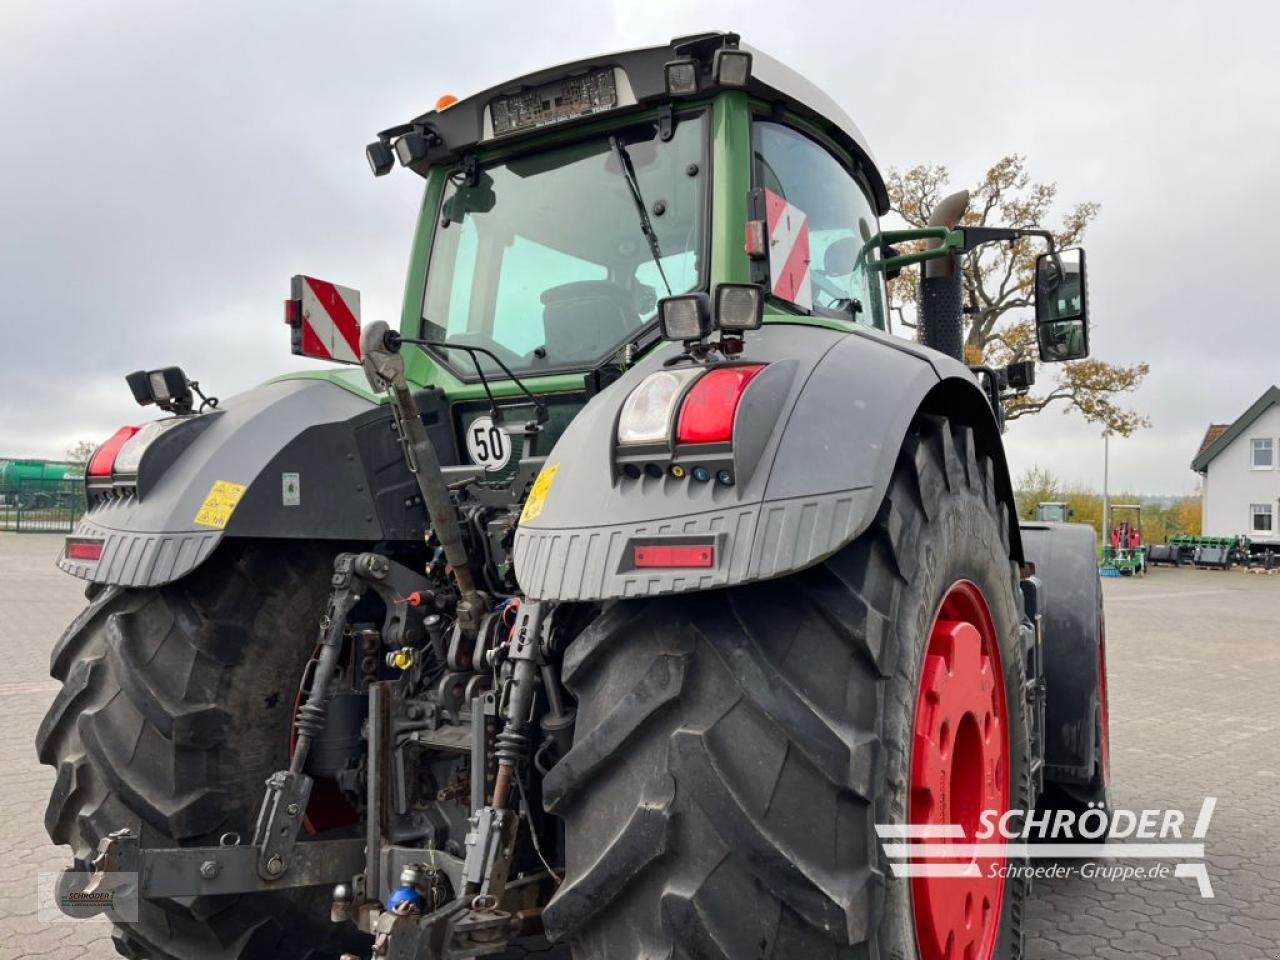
left=765, top=189, right=812, bottom=311
left=288, top=275, right=361, bottom=363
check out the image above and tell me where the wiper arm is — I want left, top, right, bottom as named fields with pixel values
left=610, top=135, right=670, bottom=296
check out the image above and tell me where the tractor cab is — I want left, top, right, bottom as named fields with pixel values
left=291, top=33, right=907, bottom=474
left=1037, top=501, right=1073, bottom=522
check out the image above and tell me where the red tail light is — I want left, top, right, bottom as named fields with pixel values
left=634, top=544, right=715, bottom=568
left=676, top=365, right=764, bottom=444
left=87, top=426, right=140, bottom=478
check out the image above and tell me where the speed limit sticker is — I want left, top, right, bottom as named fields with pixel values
left=465, top=416, right=512, bottom=472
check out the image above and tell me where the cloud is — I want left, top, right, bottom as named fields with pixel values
left=2, top=0, right=1275, bottom=495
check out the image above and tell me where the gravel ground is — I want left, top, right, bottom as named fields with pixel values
left=2, top=532, right=1278, bottom=958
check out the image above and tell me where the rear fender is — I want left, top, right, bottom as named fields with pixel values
left=59, top=379, right=385, bottom=587
left=512, top=325, right=1021, bottom=601
left=1020, top=521, right=1105, bottom=785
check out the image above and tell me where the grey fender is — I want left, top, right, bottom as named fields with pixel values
left=1019, top=521, right=1106, bottom=786
left=512, top=323, right=1021, bottom=601
left=59, top=378, right=385, bottom=587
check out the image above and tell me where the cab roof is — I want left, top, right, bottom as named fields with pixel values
left=378, top=31, right=889, bottom=214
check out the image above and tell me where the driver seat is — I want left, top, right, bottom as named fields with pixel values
left=540, top=281, right=638, bottom=359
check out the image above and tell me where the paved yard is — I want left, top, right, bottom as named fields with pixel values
left=1, top=532, right=1279, bottom=958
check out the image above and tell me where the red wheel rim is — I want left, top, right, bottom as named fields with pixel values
left=910, top=581, right=1009, bottom=960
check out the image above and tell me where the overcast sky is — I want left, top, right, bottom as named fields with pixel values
left=3, top=0, right=1277, bottom=495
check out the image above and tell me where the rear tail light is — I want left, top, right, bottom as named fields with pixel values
left=676, top=365, right=764, bottom=444
left=634, top=544, right=715, bottom=568
left=616, top=368, right=703, bottom=445
left=87, top=426, right=140, bottom=478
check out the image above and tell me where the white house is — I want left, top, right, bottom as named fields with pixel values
left=1192, top=385, right=1280, bottom=546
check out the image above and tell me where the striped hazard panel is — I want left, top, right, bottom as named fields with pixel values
left=765, top=189, right=812, bottom=311
left=287, top=275, right=361, bottom=363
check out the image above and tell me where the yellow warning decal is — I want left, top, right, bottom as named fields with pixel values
left=194, top=480, right=247, bottom=529
left=520, top=464, right=560, bottom=524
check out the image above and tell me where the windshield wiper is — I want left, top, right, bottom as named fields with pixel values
left=609, top=134, right=671, bottom=296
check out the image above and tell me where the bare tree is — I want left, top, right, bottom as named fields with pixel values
left=887, top=156, right=1149, bottom=436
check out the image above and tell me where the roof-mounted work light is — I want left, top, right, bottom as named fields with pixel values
left=394, top=130, right=437, bottom=167
left=712, top=48, right=752, bottom=87
left=664, top=58, right=699, bottom=96
left=366, top=140, right=395, bottom=177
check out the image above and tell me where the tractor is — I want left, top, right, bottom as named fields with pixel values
left=39, top=33, right=1109, bottom=960
left=1036, top=501, right=1073, bottom=523
left=1101, top=503, right=1147, bottom=576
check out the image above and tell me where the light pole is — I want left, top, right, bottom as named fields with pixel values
left=1102, top=429, right=1111, bottom=540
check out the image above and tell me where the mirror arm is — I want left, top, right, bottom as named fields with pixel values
left=866, top=225, right=1060, bottom=275
left=867, top=227, right=966, bottom=274
left=956, top=226, right=1056, bottom=255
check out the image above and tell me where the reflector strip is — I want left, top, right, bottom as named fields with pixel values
left=634, top=544, right=715, bottom=568
left=300, top=277, right=361, bottom=362
left=66, top=541, right=104, bottom=561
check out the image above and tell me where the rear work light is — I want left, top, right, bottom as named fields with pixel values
left=676, top=365, right=764, bottom=444
left=87, top=426, right=141, bottom=478
left=634, top=544, right=715, bottom=568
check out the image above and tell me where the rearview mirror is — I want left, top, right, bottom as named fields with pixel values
left=285, top=275, right=362, bottom=364
left=1034, top=248, right=1089, bottom=362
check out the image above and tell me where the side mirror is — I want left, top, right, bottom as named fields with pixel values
left=1034, top=247, right=1089, bottom=362
left=285, top=276, right=362, bottom=364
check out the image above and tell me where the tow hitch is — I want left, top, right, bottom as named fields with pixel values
left=64, top=559, right=560, bottom=959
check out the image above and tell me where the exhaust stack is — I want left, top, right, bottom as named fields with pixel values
left=918, top=190, right=970, bottom=362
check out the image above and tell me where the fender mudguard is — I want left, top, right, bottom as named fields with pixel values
left=59, top=378, right=392, bottom=587
left=513, top=323, right=1020, bottom=601
left=1020, top=521, right=1105, bottom=785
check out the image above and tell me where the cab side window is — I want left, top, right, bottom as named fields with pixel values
left=752, top=121, right=886, bottom=329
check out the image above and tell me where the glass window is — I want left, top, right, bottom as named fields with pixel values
left=1251, top=438, right=1274, bottom=468
left=1251, top=503, right=1273, bottom=532
left=422, top=112, right=707, bottom=378
left=751, top=120, right=885, bottom=329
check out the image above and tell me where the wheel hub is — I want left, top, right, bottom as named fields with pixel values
left=909, top=581, right=1009, bottom=960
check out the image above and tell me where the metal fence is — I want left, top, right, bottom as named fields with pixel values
left=0, top=478, right=87, bottom=533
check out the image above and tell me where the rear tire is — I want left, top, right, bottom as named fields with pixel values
left=37, top=540, right=369, bottom=960
left=544, top=416, right=1032, bottom=960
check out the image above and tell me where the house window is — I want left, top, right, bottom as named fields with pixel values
left=1252, top=438, right=1274, bottom=469
left=1252, top=503, right=1274, bottom=533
